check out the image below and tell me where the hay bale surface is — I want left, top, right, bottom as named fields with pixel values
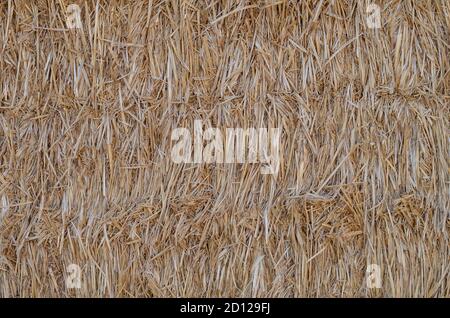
left=0, top=0, right=448, bottom=297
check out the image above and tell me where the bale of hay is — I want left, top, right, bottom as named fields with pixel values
left=0, top=0, right=448, bottom=297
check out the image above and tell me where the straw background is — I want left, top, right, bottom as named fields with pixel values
left=0, top=0, right=449, bottom=297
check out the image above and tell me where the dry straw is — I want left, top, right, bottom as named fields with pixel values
left=0, top=0, right=449, bottom=297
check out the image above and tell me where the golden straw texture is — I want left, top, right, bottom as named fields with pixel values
left=0, top=0, right=449, bottom=297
